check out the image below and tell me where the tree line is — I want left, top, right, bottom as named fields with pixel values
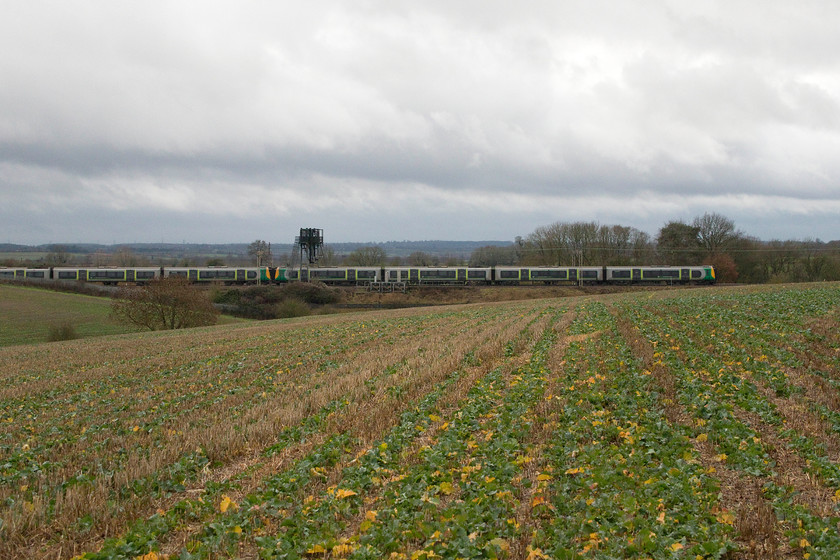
left=312, top=212, right=840, bottom=284
left=504, top=213, right=839, bottom=283
left=7, top=213, right=839, bottom=284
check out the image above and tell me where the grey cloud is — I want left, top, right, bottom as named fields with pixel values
left=1, top=1, right=839, bottom=244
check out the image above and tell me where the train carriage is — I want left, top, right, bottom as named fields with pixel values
left=164, top=267, right=260, bottom=283
left=306, top=267, right=381, bottom=284
left=605, top=266, right=715, bottom=284
left=383, top=267, right=491, bottom=284
left=493, top=266, right=604, bottom=284
left=0, top=268, right=25, bottom=279
left=53, top=267, right=87, bottom=281
left=50, top=267, right=163, bottom=284
left=23, top=268, right=50, bottom=280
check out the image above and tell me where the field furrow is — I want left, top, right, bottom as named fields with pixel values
left=3, top=283, right=840, bottom=559
left=621, top=287, right=840, bottom=557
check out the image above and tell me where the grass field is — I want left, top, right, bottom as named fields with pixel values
left=0, top=285, right=245, bottom=346
left=1, top=283, right=839, bottom=559
left=0, top=285, right=145, bottom=346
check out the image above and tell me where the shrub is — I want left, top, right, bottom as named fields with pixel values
left=275, top=298, right=311, bottom=318
left=282, top=282, right=341, bottom=304
left=112, top=277, right=219, bottom=330
left=47, top=322, right=78, bottom=342
left=211, top=288, right=241, bottom=305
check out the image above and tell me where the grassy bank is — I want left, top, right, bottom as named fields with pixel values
left=0, top=284, right=244, bottom=346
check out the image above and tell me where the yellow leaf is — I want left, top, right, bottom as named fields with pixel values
left=564, top=466, right=584, bottom=475
left=671, top=542, right=684, bottom=551
left=219, top=495, right=238, bottom=513
left=334, top=488, right=357, bottom=499
left=306, top=544, right=326, bottom=554
left=716, top=510, right=735, bottom=525
left=696, top=433, right=708, bottom=442
left=536, top=473, right=552, bottom=481
left=489, top=538, right=510, bottom=552
left=332, top=543, right=353, bottom=557
left=439, top=481, right=454, bottom=495
left=531, top=494, right=547, bottom=507
left=429, top=414, right=441, bottom=422
left=365, top=509, right=378, bottom=521
left=526, top=547, right=548, bottom=560
left=657, top=511, right=666, bottom=523
left=232, top=525, right=242, bottom=535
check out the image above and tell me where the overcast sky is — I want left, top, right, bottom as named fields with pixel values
left=2, top=1, right=839, bottom=246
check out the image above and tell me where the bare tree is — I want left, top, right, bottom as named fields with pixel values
left=345, top=246, right=387, bottom=266
left=111, top=276, right=219, bottom=330
left=656, top=221, right=701, bottom=264
left=319, top=246, right=339, bottom=266
left=469, top=245, right=517, bottom=266
left=247, top=240, right=272, bottom=266
left=408, top=251, right=436, bottom=266
left=45, top=245, right=72, bottom=266
left=113, top=246, right=140, bottom=266
left=693, top=213, right=739, bottom=254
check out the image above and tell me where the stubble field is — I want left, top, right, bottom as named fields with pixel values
left=1, top=283, right=839, bottom=559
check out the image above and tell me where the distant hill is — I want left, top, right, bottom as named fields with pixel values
left=1, top=240, right=514, bottom=264
left=326, top=240, right=512, bottom=258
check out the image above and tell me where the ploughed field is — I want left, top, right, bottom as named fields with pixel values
left=2, top=283, right=840, bottom=559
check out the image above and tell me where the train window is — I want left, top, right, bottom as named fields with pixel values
left=531, top=269, right=564, bottom=279
left=499, top=270, right=519, bottom=279
left=691, top=270, right=703, bottom=279
left=388, top=270, right=399, bottom=280
left=90, top=271, right=124, bottom=279
left=358, top=270, right=376, bottom=279
left=247, top=271, right=257, bottom=279
left=467, top=270, right=487, bottom=279
left=422, top=270, right=456, bottom=279
left=0, top=271, right=15, bottom=278
left=204, top=270, right=234, bottom=279
left=580, top=270, right=598, bottom=279
left=137, top=271, right=156, bottom=279
left=169, top=271, right=188, bottom=277
left=58, top=271, right=77, bottom=279
left=612, top=270, right=631, bottom=279
left=312, top=269, right=345, bottom=279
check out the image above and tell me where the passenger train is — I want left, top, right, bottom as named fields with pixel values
left=0, top=264, right=716, bottom=285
